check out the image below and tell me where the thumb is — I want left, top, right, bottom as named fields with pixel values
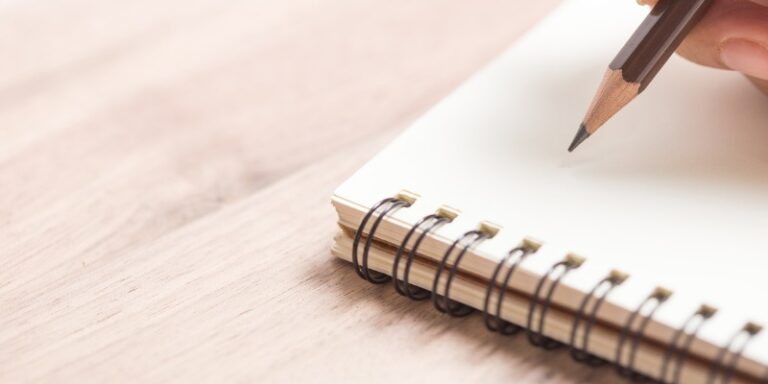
left=639, top=0, right=768, bottom=93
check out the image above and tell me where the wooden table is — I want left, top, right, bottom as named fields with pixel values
left=1, top=0, right=616, bottom=382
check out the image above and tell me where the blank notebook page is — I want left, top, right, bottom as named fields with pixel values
left=335, top=0, right=768, bottom=364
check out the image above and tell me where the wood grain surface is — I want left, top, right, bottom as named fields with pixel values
left=0, top=0, right=617, bottom=382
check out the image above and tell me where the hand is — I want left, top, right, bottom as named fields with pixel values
left=639, top=0, right=768, bottom=94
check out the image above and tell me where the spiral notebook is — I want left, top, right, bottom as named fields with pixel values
left=330, top=0, right=768, bottom=383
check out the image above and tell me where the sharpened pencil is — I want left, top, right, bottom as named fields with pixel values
left=569, top=0, right=714, bottom=152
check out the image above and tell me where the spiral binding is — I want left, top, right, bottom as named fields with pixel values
left=526, top=254, right=585, bottom=349
left=659, top=305, right=717, bottom=384
left=707, top=323, right=763, bottom=384
left=482, top=240, right=539, bottom=335
left=570, top=270, right=628, bottom=366
left=615, top=287, right=673, bottom=380
left=392, top=207, right=457, bottom=300
left=351, top=194, right=414, bottom=283
left=432, top=223, right=498, bottom=317
left=347, top=195, right=766, bottom=383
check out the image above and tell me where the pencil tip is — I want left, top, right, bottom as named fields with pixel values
left=568, top=124, right=590, bottom=152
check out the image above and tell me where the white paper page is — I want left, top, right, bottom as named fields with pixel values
left=335, top=0, right=768, bottom=367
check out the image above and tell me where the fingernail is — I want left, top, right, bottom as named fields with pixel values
left=750, top=0, right=768, bottom=6
left=720, top=39, right=768, bottom=81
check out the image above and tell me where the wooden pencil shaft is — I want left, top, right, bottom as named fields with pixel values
left=610, top=0, right=714, bottom=92
left=581, top=69, right=640, bottom=134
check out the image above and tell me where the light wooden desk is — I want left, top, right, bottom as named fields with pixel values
left=1, top=1, right=617, bottom=382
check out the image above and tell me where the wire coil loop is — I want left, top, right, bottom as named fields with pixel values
left=432, top=229, right=490, bottom=317
left=658, top=305, right=717, bottom=384
left=392, top=213, right=451, bottom=300
left=570, top=270, right=627, bottom=366
left=707, top=323, right=762, bottom=384
left=526, top=255, right=584, bottom=350
left=481, top=245, right=535, bottom=334
left=351, top=197, right=411, bottom=283
left=615, top=287, right=672, bottom=381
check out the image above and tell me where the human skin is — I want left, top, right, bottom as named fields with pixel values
left=638, top=0, right=768, bottom=93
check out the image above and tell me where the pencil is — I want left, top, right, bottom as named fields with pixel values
left=568, top=0, right=714, bottom=152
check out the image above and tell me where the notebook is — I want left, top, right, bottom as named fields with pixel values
left=330, top=0, right=768, bottom=382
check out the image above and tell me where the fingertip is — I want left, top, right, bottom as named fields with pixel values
left=720, top=39, right=768, bottom=81
left=676, top=0, right=768, bottom=70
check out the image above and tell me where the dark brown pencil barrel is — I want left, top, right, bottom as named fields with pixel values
left=570, top=0, right=716, bottom=151
left=609, top=0, right=714, bottom=92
